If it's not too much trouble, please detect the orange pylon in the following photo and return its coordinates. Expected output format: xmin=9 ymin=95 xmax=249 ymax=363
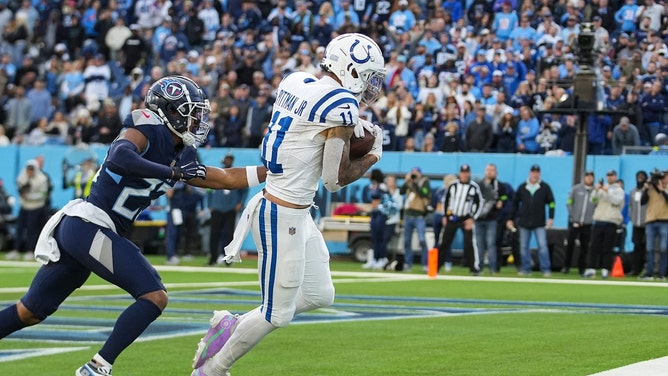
xmin=611 ymin=256 xmax=625 ymax=278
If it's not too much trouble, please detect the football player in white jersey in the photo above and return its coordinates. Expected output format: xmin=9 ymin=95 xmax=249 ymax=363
xmin=192 ymin=33 xmax=386 ymax=376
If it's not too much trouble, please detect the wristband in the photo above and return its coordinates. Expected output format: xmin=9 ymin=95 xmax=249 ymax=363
xmin=246 ymin=166 xmax=260 ymax=187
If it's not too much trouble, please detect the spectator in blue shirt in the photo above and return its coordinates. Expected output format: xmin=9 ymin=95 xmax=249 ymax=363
xmin=492 ymin=1 xmax=518 ymax=42
xmin=388 ymin=0 xmax=415 ymax=33
xmin=615 ymin=0 xmax=640 ymax=33
xmin=516 ymin=105 xmax=540 ymax=153
xmin=441 ymin=0 xmax=463 ymax=23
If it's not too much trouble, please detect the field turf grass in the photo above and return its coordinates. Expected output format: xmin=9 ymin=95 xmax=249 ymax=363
xmin=1 ymin=256 xmax=668 ymax=376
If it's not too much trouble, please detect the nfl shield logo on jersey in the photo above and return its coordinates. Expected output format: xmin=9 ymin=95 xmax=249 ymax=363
xmin=289 ymin=227 xmax=296 ymax=236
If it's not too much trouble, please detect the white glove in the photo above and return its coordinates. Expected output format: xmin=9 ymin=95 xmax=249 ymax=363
xmin=353 ymin=119 xmax=376 ymax=138
xmin=368 ymin=124 xmax=383 ymax=162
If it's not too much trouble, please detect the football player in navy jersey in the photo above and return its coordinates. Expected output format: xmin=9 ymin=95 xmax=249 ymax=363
xmin=0 ymin=75 xmax=267 ymax=376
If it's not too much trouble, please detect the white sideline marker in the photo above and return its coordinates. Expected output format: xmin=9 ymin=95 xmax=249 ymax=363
xmin=589 ymin=356 xmax=668 ymax=376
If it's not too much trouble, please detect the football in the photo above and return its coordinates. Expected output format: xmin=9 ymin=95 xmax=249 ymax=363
xmin=349 ymin=127 xmax=375 ymax=159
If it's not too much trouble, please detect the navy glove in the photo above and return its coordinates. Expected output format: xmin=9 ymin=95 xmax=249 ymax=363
xmin=172 ymin=161 xmax=207 ymax=181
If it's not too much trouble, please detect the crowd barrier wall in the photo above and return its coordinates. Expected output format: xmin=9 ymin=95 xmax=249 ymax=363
xmin=1 ymin=146 xmax=665 ymax=253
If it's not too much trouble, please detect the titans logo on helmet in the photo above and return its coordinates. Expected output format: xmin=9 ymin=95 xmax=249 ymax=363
xmin=160 ymin=79 xmax=185 ymax=100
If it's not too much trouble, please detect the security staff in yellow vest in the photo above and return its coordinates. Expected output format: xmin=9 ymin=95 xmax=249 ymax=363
xmin=63 ymin=158 xmax=97 ymax=199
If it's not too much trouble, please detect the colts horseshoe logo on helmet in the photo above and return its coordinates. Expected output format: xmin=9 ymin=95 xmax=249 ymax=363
xmin=161 ymin=79 xmax=185 ymax=100
xmin=349 ymin=39 xmax=373 ymax=64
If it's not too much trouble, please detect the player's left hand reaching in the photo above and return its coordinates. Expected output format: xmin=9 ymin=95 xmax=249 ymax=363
xmin=172 ymin=161 xmax=207 ymax=181
xmin=353 ymin=119 xmax=376 ymax=138
xmin=368 ymin=124 xmax=383 ymax=162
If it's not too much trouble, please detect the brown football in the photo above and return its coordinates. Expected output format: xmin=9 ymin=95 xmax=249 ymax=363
xmin=349 ymin=127 xmax=375 ymax=159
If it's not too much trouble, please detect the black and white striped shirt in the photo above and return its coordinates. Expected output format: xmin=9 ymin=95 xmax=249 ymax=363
xmin=443 ymin=180 xmax=484 ymax=220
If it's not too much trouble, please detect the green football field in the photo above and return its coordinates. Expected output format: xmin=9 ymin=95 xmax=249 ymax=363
xmin=1 ymin=256 xmax=668 ymax=376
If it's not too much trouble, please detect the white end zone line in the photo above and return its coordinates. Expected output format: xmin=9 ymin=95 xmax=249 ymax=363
xmin=589 ymin=356 xmax=668 ymax=376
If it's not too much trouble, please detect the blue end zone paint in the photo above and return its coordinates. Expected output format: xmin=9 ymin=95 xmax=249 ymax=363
xmin=4 ymin=288 xmax=668 ymax=347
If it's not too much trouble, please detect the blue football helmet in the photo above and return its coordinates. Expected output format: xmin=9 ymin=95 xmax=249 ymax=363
xmin=145 ymin=75 xmax=211 ymax=146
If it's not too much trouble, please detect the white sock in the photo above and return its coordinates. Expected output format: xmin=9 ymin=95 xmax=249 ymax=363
xmin=205 ymin=307 xmax=276 ymax=374
xmin=93 ymin=353 xmax=112 ymax=370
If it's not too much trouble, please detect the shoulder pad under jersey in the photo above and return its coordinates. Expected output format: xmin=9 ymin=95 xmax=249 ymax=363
xmin=130 ymin=109 xmax=163 ymax=126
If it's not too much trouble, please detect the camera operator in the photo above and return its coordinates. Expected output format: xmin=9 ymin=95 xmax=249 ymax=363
xmin=639 ymin=169 xmax=668 ymax=280
xmin=583 ymin=170 xmax=625 ymax=279
xmin=400 ymin=167 xmax=432 ymax=271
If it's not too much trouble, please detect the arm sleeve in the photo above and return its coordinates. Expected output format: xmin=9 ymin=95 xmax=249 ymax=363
xmin=106 ymin=139 xmax=173 ymax=180
xmin=321 ymin=135 xmax=346 ymax=192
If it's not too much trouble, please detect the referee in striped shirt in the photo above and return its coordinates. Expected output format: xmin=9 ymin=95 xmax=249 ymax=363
xmin=438 ymin=164 xmax=484 ymax=275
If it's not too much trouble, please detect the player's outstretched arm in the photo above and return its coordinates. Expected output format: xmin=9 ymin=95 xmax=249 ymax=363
xmin=106 ymin=128 xmax=180 ymax=180
xmin=321 ymin=126 xmax=378 ymax=192
xmin=188 ymin=165 xmax=267 ymax=190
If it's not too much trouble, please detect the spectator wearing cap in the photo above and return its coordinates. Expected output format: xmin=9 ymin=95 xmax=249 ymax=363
xmin=121 ymin=24 xmax=147 ymax=75
xmin=639 ymin=80 xmax=665 ymax=145
xmin=508 ymin=164 xmax=556 ymax=276
xmin=465 ymin=105 xmax=494 ymax=152
xmin=584 ymin=170 xmax=625 ymax=278
xmin=7 ymin=159 xmax=49 ymax=261
xmin=400 ymin=167 xmax=432 ymax=271
xmin=611 ymin=116 xmax=640 ymax=155
xmin=245 ymin=89 xmax=272 ymax=148
xmin=469 ymin=50 xmax=493 ymax=85
xmin=438 ymin=164 xmax=483 ymax=275
xmin=492 ymin=1 xmax=518 ymax=42
xmin=388 ymin=0 xmax=415 ymax=34
xmin=615 ymin=0 xmax=640 ymax=34
xmin=563 ymin=170 xmax=596 ymax=275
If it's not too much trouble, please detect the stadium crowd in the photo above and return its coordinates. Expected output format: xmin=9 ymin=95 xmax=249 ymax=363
xmin=1 ymin=0 xmax=668 ymax=153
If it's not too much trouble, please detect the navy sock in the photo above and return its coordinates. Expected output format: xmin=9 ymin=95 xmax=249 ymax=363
xmin=0 ymin=304 xmax=27 ymax=339
xmin=99 ymin=299 xmax=162 ymax=364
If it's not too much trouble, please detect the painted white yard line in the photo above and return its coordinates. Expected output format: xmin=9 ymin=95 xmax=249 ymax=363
xmin=589 ymin=356 xmax=668 ymax=376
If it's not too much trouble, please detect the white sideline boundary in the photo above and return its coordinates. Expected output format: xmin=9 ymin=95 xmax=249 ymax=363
xmin=589 ymin=356 xmax=668 ymax=376
xmin=2 ymin=260 xmax=667 ymax=374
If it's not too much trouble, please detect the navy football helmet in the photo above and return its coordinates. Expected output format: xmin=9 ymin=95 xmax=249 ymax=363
xmin=145 ymin=75 xmax=211 ymax=146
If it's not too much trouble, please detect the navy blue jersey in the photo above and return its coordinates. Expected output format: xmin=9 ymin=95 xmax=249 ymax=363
xmin=86 ymin=111 xmax=198 ymax=236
